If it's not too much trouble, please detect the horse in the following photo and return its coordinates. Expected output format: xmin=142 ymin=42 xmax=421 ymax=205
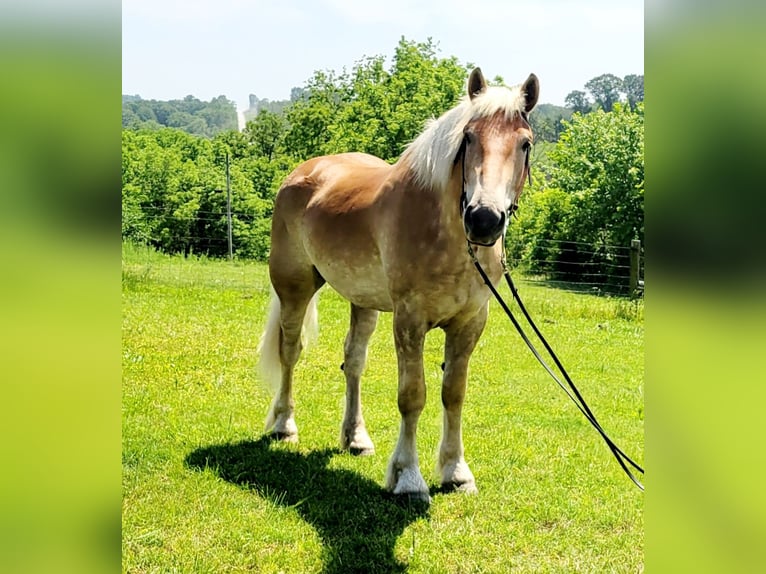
xmin=258 ymin=67 xmax=539 ymax=502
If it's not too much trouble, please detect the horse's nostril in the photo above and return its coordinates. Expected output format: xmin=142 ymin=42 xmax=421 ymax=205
xmin=465 ymin=206 xmax=504 ymax=239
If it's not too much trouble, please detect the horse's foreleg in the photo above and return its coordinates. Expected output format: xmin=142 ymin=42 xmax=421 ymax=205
xmin=438 ymin=305 xmax=488 ymax=493
xmin=340 ymin=304 xmax=378 ymax=455
xmin=385 ymin=312 xmax=430 ymax=502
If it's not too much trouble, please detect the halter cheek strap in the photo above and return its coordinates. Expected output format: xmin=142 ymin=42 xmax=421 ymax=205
xmin=525 ymin=145 xmax=532 ymax=188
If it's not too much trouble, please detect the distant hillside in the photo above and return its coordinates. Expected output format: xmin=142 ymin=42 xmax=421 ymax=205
xmin=122 ymin=94 xmax=574 ymax=141
xmin=121 ymin=95 xmax=583 ymax=143
xmin=530 ymin=103 xmax=573 ymax=143
xmin=122 ymin=95 xmax=238 ymax=137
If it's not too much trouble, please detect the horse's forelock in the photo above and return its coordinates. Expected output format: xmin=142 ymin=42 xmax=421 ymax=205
xmin=400 ymin=84 xmax=527 ymax=192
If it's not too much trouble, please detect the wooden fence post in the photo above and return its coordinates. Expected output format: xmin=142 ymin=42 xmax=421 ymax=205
xmin=629 ymin=239 xmax=641 ymax=297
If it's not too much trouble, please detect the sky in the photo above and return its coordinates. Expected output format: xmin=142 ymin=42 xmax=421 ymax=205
xmin=122 ymin=0 xmax=643 ymax=112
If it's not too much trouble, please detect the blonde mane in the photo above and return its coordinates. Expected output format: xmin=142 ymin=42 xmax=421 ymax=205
xmin=398 ymin=84 xmax=528 ymax=191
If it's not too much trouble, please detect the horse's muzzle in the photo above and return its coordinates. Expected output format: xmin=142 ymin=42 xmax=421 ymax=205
xmin=463 ymin=205 xmax=505 ymax=246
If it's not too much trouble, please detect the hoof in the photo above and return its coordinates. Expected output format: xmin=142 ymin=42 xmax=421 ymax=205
xmin=349 ymin=445 xmax=375 ymax=456
xmin=388 ymin=466 xmax=431 ymax=504
xmin=341 ymin=426 xmax=375 ymax=456
xmin=269 ymin=431 xmax=298 ymax=443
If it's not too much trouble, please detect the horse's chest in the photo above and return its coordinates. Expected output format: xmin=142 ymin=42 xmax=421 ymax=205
xmin=389 ymin=258 xmax=498 ymax=325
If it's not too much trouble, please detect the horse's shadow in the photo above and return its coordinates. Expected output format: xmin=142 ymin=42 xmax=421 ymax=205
xmin=185 ymin=436 xmax=430 ymax=574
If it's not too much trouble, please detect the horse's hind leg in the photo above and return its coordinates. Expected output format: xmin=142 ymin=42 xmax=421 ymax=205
xmin=264 ymin=267 xmax=323 ymax=443
xmin=437 ymin=306 xmax=488 ymax=494
xmin=340 ymin=304 xmax=378 ymax=455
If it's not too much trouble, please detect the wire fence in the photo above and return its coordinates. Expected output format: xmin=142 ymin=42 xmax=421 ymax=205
xmin=124 ymin=210 xmax=644 ymax=297
xmin=509 ymin=237 xmax=644 ymax=296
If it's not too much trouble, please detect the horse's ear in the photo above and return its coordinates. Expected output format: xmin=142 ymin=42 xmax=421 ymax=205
xmin=468 ymin=68 xmax=487 ymax=100
xmin=522 ymin=73 xmax=540 ymax=113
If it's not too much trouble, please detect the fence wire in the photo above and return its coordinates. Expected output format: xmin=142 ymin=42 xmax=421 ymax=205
xmin=123 ymin=215 xmax=644 ymax=296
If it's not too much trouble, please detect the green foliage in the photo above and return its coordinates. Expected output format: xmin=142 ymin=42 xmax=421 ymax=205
xmin=283 ymin=38 xmax=468 ymax=162
xmin=122 ymin=94 xmax=238 ymax=137
xmin=529 ymin=103 xmax=572 ymax=143
xmin=243 ymin=110 xmax=288 ymax=161
xmin=551 ymin=103 xmax=644 ymax=247
xmin=565 ymin=89 xmax=591 ymax=115
xmin=585 ymin=73 xmax=624 ymax=112
xmin=622 ymin=74 xmax=645 ymax=110
xmin=122 ymin=38 xmax=475 ymax=261
xmin=565 ymin=74 xmax=644 ymax=116
xmin=121 ymin=128 xmax=272 ymax=258
xmin=283 ymin=69 xmax=349 ymax=160
xmin=507 ymin=187 xmax=573 ymax=271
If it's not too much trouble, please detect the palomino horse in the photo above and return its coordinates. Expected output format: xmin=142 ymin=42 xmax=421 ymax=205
xmin=258 ymin=68 xmax=538 ymax=501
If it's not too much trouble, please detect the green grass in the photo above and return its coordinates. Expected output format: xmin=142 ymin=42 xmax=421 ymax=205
xmin=122 ymin=244 xmax=643 ymax=573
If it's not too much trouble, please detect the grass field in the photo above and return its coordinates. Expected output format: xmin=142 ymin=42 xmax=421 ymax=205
xmin=122 ymin=244 xmax=644 ymax=573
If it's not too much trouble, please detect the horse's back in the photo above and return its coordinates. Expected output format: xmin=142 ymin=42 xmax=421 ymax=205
xmin=271 ymin=152 xmax=395 ymax=310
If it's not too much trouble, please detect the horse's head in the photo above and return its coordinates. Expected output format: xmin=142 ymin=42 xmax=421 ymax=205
xmin=460 ymin=68 xmax=539 ymax=247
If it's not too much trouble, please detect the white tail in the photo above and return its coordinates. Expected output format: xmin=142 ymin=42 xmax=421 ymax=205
xmin=257 ymin=287 xmax=319 ymax=396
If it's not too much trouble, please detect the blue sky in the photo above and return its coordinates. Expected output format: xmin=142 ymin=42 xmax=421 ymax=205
xmin=122 ymin=0 xmax=643 ymax=112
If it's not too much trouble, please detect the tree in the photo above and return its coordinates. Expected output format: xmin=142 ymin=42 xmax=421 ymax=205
xmin=283 ymin=69 xmax=350 ymax=160
xmin=622 ymin=74 xmax=644 ymax=110
xmin=324 ymin=38 xmax=467 ymax=161
xmin=281 ymin=37 xmax=468 ymax=164
xmin=244 ymin=110 xmax=288 ymax=161
xmin=585 ymin=74 xmax=623 ymax=111
xmin=381 ymin=38 xmax=467 ymax=159
xmin=551 ymin=103 xmax=643 ymax=244
xmin=565 ymin=90 xmax=591 ymax=115
xmin=123 ymin=39 xmax=645 ymax=271
xmin=122 ymin=127 xmax=271 ymax=258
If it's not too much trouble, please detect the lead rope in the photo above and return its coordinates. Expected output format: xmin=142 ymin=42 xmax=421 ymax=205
xmin=467 ymin=242 xmax=645 ymax=490
xmin=459 ymin=131 xmax=643 ymax=490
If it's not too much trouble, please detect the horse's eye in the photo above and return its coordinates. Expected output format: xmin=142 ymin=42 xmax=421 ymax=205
xmin=521 ymin=141 xmax=531 ymax=152
xmin=464 ymin=132 xmax=473 ymax=145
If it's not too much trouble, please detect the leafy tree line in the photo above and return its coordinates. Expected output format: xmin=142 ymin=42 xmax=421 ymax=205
xmin=122 ymin=94 xmax=238 ymax=137
xmin=528 ymin=73 xmax=644 ymax=147
xmin=565 ymin=73 xmax=644 ymax=114
xmin=122 ymin=38 xmax=643 ymax=291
